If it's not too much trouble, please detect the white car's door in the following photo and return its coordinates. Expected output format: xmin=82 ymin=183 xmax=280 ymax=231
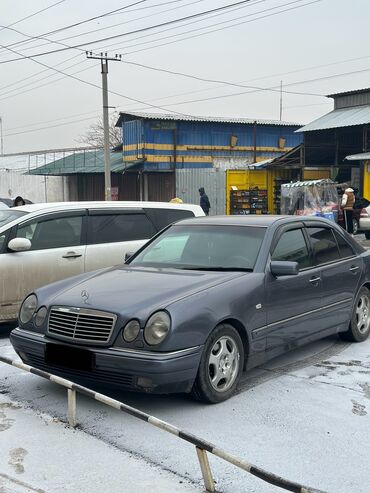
xmin=0 ymin=212 xmax=86 ymax=321
xmin=84 ymin=210 xmax=157 ymax=271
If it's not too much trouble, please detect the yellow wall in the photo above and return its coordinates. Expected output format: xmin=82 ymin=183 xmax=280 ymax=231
xmin=303 ymin=168 xmax=330 ymax=180
xmin=363 ymin=161 xmax=370 ymax=200
xmin=226 ymin=170 xmax=268 ymax=214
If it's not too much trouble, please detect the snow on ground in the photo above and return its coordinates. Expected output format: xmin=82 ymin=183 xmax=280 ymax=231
xmin=1 ymin=332 xmax=370 ymax=493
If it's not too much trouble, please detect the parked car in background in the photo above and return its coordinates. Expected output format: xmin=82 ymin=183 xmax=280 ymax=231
xmin=0 ymin=197 xmax=33 ymax=207
xmin=11 ymin=215 xmax=370 ymax=403
xmin=0 ymin=201 xmax=9 ymax=209
xmin=0 ymin=201 xmax=204 ymax=322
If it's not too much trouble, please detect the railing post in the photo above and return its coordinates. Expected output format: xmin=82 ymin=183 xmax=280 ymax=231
xmin=196 ymin=447 xmax=215 ymax=493
xmin=67 ymin=389 xmax=77 ymax=428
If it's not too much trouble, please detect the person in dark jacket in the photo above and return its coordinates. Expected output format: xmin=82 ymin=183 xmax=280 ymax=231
xmin=199 ymin=187 xmax=211 ymax=215
xmin=12 ymin=196 xmax=26 ymax=207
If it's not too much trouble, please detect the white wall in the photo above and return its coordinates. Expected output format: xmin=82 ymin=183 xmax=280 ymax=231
xmin=0 ymin=170 xmax=69 ymax=203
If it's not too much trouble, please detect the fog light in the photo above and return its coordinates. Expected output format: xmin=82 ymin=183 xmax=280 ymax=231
xmin=122 ymin=320 xmax=140 ymax=342
xmin=137 ymin=377 xmax=153 ymax=388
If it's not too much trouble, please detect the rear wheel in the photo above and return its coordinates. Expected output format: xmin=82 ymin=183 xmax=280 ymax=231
xmin=365 ymin=231 xmax=370 ymax=240
xmin=191 ymin=324 xmax=244 ymax=403
xmin=339 ymin=287 xmax=370 ymax=342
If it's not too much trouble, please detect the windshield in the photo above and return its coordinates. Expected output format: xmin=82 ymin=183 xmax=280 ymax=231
xmin=130 ymin=225 xmax=266 ymax=271
xmin=0 ymin=209 xmax=28 ymax=229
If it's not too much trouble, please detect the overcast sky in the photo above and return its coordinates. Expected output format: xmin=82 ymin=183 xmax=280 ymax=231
xmin=0 ymin=0 xmax=369 ymax=153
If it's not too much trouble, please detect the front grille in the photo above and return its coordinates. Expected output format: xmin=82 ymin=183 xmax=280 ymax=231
xmin=48 ymin=307 xmax=116 ymax=344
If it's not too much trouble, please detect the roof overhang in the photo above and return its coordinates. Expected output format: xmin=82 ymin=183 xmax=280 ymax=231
xmin=297 ymin=105 xmax=370 ymax=133
xmin=345 ymin=152 xmax=370 ymax=161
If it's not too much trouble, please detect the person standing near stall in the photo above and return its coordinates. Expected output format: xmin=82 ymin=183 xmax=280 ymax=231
xmin=341 ymin=184 xmax=355 ymax=235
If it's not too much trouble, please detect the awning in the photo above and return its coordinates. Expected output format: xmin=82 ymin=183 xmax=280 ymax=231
xmin=297 ymin=105 xmax=370 ymax=133
xmin=345 ymin=152 xmax=370 ymax=161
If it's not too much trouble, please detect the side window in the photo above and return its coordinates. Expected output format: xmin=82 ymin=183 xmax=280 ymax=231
xmin=333 ymin=230 xmax=355 ymax=258
xmin=306 ymin=227 xmax=340 ymax=265
xmin=88 ymin=213 xmax=156 ymax=245
xmin=144 ymin=208 xmax=195 ymax=231
xmin=272 ymin=229 xmax=312 ymax=269
xmin=16 ymin=215 xmax=83 ymax=250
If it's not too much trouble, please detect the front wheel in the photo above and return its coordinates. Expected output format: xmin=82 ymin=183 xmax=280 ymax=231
xmin=353 ymin=219 xmax=359 ymax=235
xmin=339 ymin=287 xmax=370 ymax=342
xmin=191 ymin=324 xmax=244 ymax=403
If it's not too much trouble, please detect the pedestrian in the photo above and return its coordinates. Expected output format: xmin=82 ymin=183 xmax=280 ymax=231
xmin=198 ymin=187 xmax=211 ymax=215
xmin=341 ymin=184 xmax=355 ymax=235
xmin=12 ymin=196 xmax=26 ymax=207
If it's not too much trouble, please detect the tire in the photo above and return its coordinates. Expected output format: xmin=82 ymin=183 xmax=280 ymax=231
xmin=365 ymin=231 xmax=370 ymax=240
xmin=339 ymin=287 xmax=370 ymax=342
xmin=191 ymin=324 xmax=244 ymax=403
xmin=353 ymin=219 xmax=359 ymax=235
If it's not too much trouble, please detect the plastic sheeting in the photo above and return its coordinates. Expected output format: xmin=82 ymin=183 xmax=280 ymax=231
xmin=281 ymin=179 xmax=338 ymax=221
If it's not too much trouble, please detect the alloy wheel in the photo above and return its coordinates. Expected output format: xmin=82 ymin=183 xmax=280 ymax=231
xmin=208 ymin=336 xmax=240 ymax=392
xmin=356 ymin=295 xmax=370 ymax=334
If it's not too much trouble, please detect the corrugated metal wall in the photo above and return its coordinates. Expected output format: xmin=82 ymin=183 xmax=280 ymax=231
xmin=176 ymin=168 xmax=226 ymax=215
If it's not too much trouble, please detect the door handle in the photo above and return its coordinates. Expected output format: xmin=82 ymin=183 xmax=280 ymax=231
xmin=349 ymin=265 xmax=360 ymax=273
xmin=62 ymin=251 xmax=82 ymax=259
xmin=309 ymin=276 xmax=321 ymax=284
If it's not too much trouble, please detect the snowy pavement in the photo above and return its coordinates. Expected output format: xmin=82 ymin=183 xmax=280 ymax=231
xmin=0 ymin=330 xmax=370 ymax=493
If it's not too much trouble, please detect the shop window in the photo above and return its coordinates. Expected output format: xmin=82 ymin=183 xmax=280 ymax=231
xmin=306 ymin=227 xmax=341 ymax=265
xmin=271 ymin=229 xmax=312 ymax=269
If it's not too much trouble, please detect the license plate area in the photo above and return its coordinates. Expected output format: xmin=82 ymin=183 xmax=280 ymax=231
xmin=45 ymin=344 xmax=95 ymax=371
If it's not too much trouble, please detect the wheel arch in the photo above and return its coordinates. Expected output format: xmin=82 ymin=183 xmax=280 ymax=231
xmin=217 ymin=317 xmax=250 ymax=370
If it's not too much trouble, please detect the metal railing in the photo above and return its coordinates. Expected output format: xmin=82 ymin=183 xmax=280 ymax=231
xmin=0 ymin=355 xmax=326 ymax=493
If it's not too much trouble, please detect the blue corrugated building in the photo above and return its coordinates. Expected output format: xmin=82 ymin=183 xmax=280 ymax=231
xmin=115 ymin=112 xmax=302 ymax=171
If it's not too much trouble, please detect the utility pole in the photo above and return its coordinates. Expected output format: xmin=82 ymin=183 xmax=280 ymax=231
xmin=0 ymin=117 xmax=3 ymax=155
xmin=279 ymin=80 xmax=283 ymax=121
xmin=86 ymin=51 xmax=122 ymax=200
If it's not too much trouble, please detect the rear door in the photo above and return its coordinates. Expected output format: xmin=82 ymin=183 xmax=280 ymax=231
xmin=304 ymin=224 xmax=361 ymax=330
xmin=1 ymin=211 xmax=86 ymax=319
xmin=265 ymin=224 xmax=323 ymax=350
xmin=85 ymin=209 xmax=157 ymax=271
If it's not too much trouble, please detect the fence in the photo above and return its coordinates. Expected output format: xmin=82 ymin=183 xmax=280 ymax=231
xmin=176 ymin=168 xmax=226 ymax=215
xmin=0 ymin=354 xmax=325 ymax=493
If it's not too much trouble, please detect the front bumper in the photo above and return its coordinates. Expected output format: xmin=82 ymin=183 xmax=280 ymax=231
xmin=10 ymin=328 xmax=203 ymax=394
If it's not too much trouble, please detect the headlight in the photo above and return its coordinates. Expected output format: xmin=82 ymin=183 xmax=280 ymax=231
xmin=35 ymin=307 xmax=48 ymax=327
xmin=144 ymin=311 xmax=170 ymax=346
xmin=122 ymin=320 xmax=140 ymax=342
xmin=19 ymin=294 xmax=37 ymax=324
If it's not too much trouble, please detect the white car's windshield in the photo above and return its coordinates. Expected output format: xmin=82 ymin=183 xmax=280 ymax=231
xmin=130 ymin=225 xmax=266 ymax=271
xmin=0 ymin=209 xmax=28 ymax=228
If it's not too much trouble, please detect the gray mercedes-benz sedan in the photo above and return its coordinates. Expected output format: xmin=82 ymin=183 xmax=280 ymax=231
xmin=10 ymin=216 xmax=370 ymax=403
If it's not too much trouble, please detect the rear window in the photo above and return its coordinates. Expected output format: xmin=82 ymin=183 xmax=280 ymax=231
xmin=0 ymin=209 xmax=27 ymax=228
xmin=88 ymin=213 xmax=156 ymax=244
xmin=144 ymin=208 xmax=195 ymax=231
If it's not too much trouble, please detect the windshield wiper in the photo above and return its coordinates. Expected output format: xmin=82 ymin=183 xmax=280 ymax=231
xmin=180 ymin=266 xmax=253 ymax=272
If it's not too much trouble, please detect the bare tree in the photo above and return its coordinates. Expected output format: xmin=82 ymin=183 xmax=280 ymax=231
xmin=78 ymin=112 xmax=121 ymax=148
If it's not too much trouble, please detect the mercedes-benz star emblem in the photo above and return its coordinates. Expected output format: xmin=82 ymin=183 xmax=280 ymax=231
xmin=81 ymin=290 xmax=90 ymax=303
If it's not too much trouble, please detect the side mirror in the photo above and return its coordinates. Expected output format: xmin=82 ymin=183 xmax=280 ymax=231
xmin=270 ymin=260 xmax=299 ymax=277
xmin=124 ymin=251 xmax=134 ymax=263
xmin=8 ymin=237 xmax=32 ymax=252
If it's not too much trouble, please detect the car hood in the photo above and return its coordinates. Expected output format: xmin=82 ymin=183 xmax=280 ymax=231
xmin=45 ymin=266 xmax=246 ymax=319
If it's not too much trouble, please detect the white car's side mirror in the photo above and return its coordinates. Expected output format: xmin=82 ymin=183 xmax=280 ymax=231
xmin=8 ymin=237 xmax=32 ymax=252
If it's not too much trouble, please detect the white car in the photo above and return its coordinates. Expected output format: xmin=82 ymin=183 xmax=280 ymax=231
xmin=359 ymin=206 xmax=370 ymax=239
xmin=0 ymin=201 xmax=204 ymax=322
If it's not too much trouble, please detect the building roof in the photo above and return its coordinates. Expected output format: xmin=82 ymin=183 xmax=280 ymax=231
xmin=116 ymin=111 xmax=300 ymax=127
xmin=327 ymin=88 xmax=370 ymax=98
xmin=28 ymin=150 xmax=126 ymax=175
xmin=297 ymin=105 xmax=370 ymax=133
xmin=345 ymin=152 xmax=370 ymax=161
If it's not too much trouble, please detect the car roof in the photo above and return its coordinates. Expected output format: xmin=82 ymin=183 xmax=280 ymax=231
xmin=14 ymin=201 xmax=204 ymax=214
xmin=173 ymin=215 xmax=336 ymax=227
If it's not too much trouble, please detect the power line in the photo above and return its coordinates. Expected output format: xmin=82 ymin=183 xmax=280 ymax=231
xmin=0 ymin=0 xmax=149 ymax=55
xmin=1 ymin=0 xmax=208 ymax=56
xmin=120 ymin=0 xmax=321 ymax=56
xmin=0 ymin=0 xmax=66 ymax=32
xmin=0 ymin=0 xmax=282 ymax=63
